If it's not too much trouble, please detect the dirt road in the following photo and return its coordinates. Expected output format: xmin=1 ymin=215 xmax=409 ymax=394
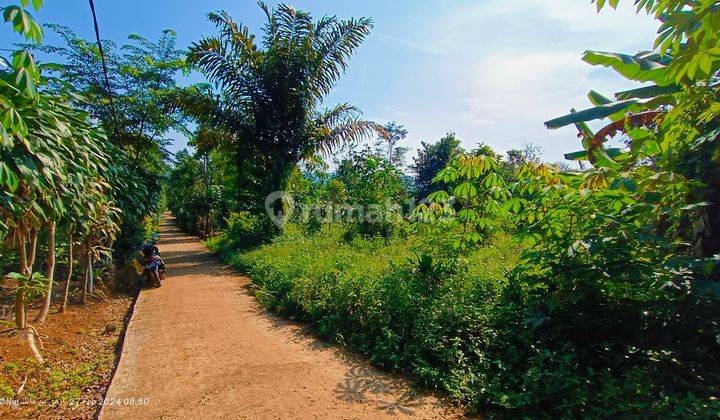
xmin=101 ymin=217 xmax=459 ymax=419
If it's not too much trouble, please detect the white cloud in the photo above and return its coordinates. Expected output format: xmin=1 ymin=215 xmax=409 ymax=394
xmin=377 ymin=0 xmax=659 ymax=59
xmin=442 ymin=51 xmax=587 ymax=158
xmin=461 ymin=51 xmax=589 ymax=123
xmin=374 ymin=33 xmax=444 ymax=56
xmin=529 ymin=0 xmax=656 ymax=33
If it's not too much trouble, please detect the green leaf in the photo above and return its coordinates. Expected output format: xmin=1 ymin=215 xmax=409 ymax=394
xmin=583 ymin=50 xmax=672 ymax=85
xmin=1 ymin=162 xmax=19 ymax=192
xmin=484 ymin=172 xmax=501 ymax=188
xmin=639 ymin=140 xmax=661 ymax=156
xmin=545 ymin=100 xmax=639 ymax=129
xmin=5 ymin=272 xmax=26 ymax=280
xmin=605 ymin=148 xmax=630 ymax=160
xmin=614 ymin=84 xmax=681 ymax=100
xmin=14 ymin=67 xmax=36 ymax=96
xmin=610 ymin=178 xmax=638 ymax=193
xmin=564 ymin=150 xmax=589 ymax=161
xmin=454 ymin=182 xmax=477 ymax=198
xmin=698 ymin=54 xmax=712 ymax=76
xmin=458 ymin=208 xmax=478 ymax=222
xmin=588 ymin=90 xmax=613 ymax=105
xmin=427 ymin=190 xmax=449 ymax=203
xmin=3 ymin=6 xmax=43 ymax=43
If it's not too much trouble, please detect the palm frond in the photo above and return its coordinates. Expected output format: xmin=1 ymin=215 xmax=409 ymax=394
xmin=315 ymin=102 xmax=361 ymax=127
xmin=309 ymin=105 xmax=383 ymax=157
xmin=274 ymin=4 xmax=313 ymax=50
xmin=208 ymin=11 xmax=257 ymax=58
xmin=310 ymin=17 xmax=372 ymax=98
xmin=174 ymin=85 xmax=229 ymax=129
xmin=188 ymin=12 xmax=259 ymax=94
xmin=313 ymin=15 xmax=337 ymax=38
xmin=258 ymin=1 xmax=278 ymax=47
xmin=191 ymin=125 xmax=235 ymax=153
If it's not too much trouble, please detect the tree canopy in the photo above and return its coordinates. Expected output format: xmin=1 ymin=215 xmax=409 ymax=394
xmin=181 ymin=2 xmax=382 ymax=212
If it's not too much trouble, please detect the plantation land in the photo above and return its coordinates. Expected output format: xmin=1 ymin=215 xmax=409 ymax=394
xmin=207 ymin=225 xmax=529 ymax=410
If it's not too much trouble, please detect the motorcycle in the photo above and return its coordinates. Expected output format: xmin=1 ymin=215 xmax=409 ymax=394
xmin=141 ymin=254 xmax=167 ymax=288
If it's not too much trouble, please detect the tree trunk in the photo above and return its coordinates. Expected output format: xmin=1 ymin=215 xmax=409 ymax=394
xmin=35 ymin=221 xmax=56 ymax=324
xmin=264 ymin=157 xmax=292 ymax=229
xmin=82 ymin=243 xmax=89 ymax=304
xmin=15 ymin=228 xmax=43 ymax=363
xmin=25 ymin=326 xmax=44 ymax=364
xmin=204 ymin=153 xmax=212 ymax=236
xmin=88 ymin=248 xmax=94 ymax=295
xmin=15 ymin=228 xmax=28 ymax=330
xmin=15 ymin=289 xmax=26 ymax=330
xmin=81 ymin=237 xmax=93 ymax=304
xmin=60 ymin=232 xmax=74 ymax=314
xmin=27 ymin=227 xmax=38 ymax=272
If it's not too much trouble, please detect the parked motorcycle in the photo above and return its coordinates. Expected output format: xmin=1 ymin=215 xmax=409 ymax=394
xmin=139 ymin=237 xmax=167 ymax=288
xmin=142 ymin=255 xmax=166 ymax=287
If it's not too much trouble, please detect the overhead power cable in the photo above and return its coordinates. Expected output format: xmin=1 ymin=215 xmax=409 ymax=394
xmin=88 ymin=0 xmax=120 ymax=140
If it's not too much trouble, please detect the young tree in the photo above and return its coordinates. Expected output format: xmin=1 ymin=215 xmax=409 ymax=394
xmin=34 ymin=25 xmax=188 ymax=258
xmin=0 ymin=0 xmax=123 ymax=361
xmin=414 ymin=153 xmax=508 ymax=266
xmin=412 ymin=132 xmax=464 ymax=200
xmin=374 ymin=121 xmax=408 ymax=167
xmin=336 ymin=148 xmax=408 ymax=239
xmin=36 ymin=25 xmax=190 ymax=155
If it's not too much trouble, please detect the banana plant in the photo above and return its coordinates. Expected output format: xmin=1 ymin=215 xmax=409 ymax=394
xmin=544 ymin=52 xmax=679 ymax=170
xmin=547 ymin=1 xmax=720 ymax=172
xmin=544 ymin=0 xmax=720 ymax=264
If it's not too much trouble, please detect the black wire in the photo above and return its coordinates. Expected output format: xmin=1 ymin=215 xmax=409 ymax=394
xmin=88 ymin=0 xmax=120 ymax=140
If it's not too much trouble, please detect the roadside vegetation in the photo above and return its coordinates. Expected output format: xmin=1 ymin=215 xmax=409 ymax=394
xmin=2 ymin=0 xmax=719 ymax=417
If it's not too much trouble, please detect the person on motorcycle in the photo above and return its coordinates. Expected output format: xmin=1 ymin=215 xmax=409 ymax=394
xmin=141 ymin=239 xmax=165 ymax=287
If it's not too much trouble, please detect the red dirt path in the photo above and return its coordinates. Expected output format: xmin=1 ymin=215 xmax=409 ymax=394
xmin=101 ymin=217 xmax=460 ymax=419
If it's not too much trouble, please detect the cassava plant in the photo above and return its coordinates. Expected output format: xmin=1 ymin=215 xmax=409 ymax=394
xmin=1 ymin=0 xmax=126 ymax=361
xmin=414 ymin=154 xmax=509 ymax=270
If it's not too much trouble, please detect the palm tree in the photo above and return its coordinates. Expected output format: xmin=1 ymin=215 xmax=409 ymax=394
xmin=184 ymin=2 xmax=382 ymax=211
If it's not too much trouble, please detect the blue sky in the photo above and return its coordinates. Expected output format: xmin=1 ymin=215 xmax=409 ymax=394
xmin=2 ymin=0 xmax=660 ymax=164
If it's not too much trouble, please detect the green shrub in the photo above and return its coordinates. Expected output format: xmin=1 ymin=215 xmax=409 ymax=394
xmin=206 ymin=211 xmax=277 ymax=255
xmin=0 ymin=376 xmax=13 ymax=398
xmin=216 ymin=225 xmax=530 ymax=409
